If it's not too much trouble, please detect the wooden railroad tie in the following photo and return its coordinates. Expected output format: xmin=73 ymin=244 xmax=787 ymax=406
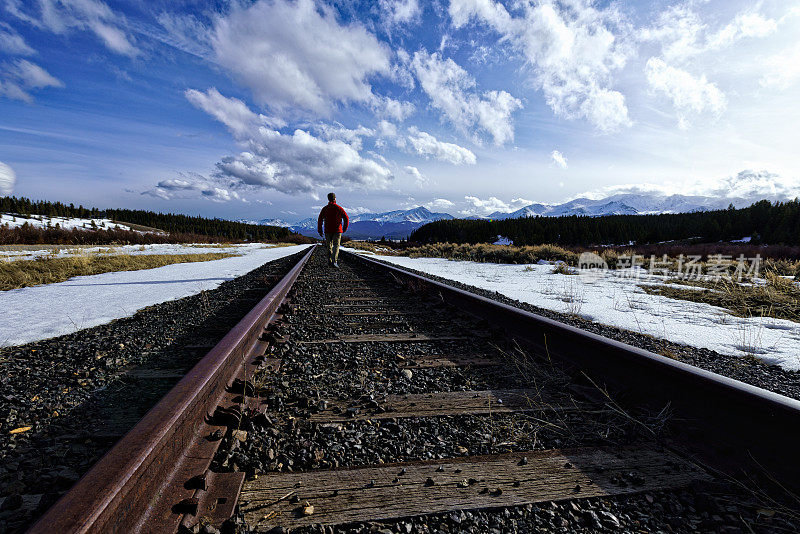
xmin=397 ymin=354 xmax=501 ymax=369
xmin=299 ymin=333 xmax=471 ymax=344
xmin=308 ymin=389 xmax=590 ymax=422
xmin=240 ymin=446 xmax=710 ymax=530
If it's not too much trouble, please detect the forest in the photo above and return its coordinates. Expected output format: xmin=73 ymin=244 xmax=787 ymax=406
xmin=410 ymin=200 xmax=800 ymax=247
xmin=0 ymin=196 xmax=312 ymax=244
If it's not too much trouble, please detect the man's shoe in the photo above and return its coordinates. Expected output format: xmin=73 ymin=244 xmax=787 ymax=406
xmin=333 ymin=262 xmax=339 ymax=268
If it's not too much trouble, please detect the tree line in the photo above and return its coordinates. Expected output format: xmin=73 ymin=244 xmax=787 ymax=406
xmin=410 ymin=200 xmax=800 ymax=246
xmin=0 ymin=196 xmax=312 ymax=244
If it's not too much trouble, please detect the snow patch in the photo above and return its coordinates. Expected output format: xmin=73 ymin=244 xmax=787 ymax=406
xmin=0 ymin=245 xmax=311 ymax=347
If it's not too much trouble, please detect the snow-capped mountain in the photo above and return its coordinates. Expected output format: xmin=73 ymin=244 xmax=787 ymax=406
xmin=481 ymin=171 xmax=799 ymax=220
xmin=290 ymin=206 xmax=453 ymax=239
xmin=350 ymin=206 xmax=452 ymax=224
xmin=258 ymin=218 xmax=294 ymax=227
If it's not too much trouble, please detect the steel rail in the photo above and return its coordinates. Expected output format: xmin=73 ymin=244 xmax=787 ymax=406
xmin=346 ymin=250 xmax=800 ymax=487
xmin=28 ymin=245 xmax=315 ymax=534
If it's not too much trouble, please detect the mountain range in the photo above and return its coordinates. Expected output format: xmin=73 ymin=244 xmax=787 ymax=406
xmin=250 ymin=171 xmax=799 ymax=239
xmin=285 ymin=207 xmax=454 ymax=239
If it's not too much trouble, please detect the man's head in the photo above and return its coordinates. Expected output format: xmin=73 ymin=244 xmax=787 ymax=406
xmin=327 ymin=192 xmax=336 ymax=202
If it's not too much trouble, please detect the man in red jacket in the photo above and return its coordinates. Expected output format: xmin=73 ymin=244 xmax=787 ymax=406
xmin=317 ymin=192 xmax=349 ymax=267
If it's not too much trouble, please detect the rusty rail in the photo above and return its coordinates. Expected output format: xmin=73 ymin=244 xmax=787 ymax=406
xmin=29 ymin=245 xmax=315 ymax=534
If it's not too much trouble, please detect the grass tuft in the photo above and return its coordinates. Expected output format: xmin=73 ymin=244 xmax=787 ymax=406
xmin=641 ymin=271 xmax=800 ymax=323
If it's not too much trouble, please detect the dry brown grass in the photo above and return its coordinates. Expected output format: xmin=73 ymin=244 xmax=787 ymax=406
xmin=550 ymin=262 xmax=575 ymax=275
xmin=0 ymin=252 xmax=237 ymax=290
xmin=348 ymin=241 xmax=579 ymax=264
xmin=641 ymin=271 xmax=800 ymax=323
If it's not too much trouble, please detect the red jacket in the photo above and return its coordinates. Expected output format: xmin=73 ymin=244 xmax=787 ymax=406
xmin=318 ymin=201 xmax=349 ymax=235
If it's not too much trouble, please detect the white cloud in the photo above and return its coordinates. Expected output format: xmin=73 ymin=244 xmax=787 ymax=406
xmin=708 ymin=12 xmax=778 ymax=49
xmin=461 ymin=195 xmax=531 ymax=216
xmin=578 ymin=170 xmax=800 ymax=201
xmin=377 ymin=120 xmax=398 ymax=138
xmin=404 ymin=165 xmax=426 ymax=186
xmin=550 ymin=150 xmax=567 ymax=169
xmin=379 ymin=0 xmax=421 ymax=26
xmin=143 ymin=173 xmax=241 ymax=203
xmin=0 ymin=59 xmax=63 ymax=102
xmin=641 ymin=4 xmax=779 ymax=62
xmin=0 ymin=80 xmax=31 ymax=102
xmin=215 ymin=130 xmax=392 ymax=195
xmin=406 ymin=127 xmax=477 ymax=165
xmin=149 ymin=12 xmax=212 ymax=59
xmin=760 ymin=44 xmax=800 ymax=90
xmin=12 ymin=59 xmax=63 ymax=89
xmin=0 ymin=23 xmax=35 ymax=55
xmin=425 ymin=198 xmax=455 ymax=211
xmin=312 ymin=123 xmax=375 ymax=150
xmin=370 ymin=95 xmax=415 ymax=121
xmin=5 ymin=0 xmax=138 ymax=56
xmin=645 ymin=57 xmax=726 ymax=126
xmin=0 ymin=161 xmax=16 ymax=195
xmin=185 ymin=88 xmax=286 ymax=136
xmin=709 ymin=170 xmax=800 ymax=200
xmin=450 ymin=0 xmax=633 ymax=132
xmin=176 ymin=88 xmax=393 ymax=197
xmin=211 ymin=0 xmax=391 ymax=114
xmin=411 ymin=50 xmax=521 ymax=144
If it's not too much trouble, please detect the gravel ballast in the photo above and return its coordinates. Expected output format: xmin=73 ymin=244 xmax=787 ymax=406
xmin=354 ymin=252 xmax=800 ymax=401
xmin=212 ymin=250 xmax=797 ymax=533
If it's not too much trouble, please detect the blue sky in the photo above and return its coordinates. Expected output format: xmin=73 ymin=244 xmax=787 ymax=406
xmin=1 ymin=0 xmax=799 ymax=222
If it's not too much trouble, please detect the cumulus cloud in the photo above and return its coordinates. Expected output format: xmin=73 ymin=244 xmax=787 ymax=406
xmin=0 ymin=59 xmax=63 ymax=102
xmin=461 ymin=195 xmax=532 ymax=216
xmin=645 ymin=58 xmax=726 ymax=127
xmin=0 ymin=22 xmax=35 ymax=55
xmin=550 ymin=150 xmax=567 ymax=169
xmin=404 ymin=165 xmax=426 ymax=186
xmin=312 ymin=123 xmax=375 ymax=150
xmin=370 ymin=95 xmax=415 ymax=121
xmin=379 ymin=0 xmax=421 ymax=26
xmin=0 ymin=161 xmax=16 ymax=195
xmin=143 ymin=174 xmax=241 ymax=203
xmin=185 ymin=88 xmax=286 ymax=136
xmin=708 ymin=170 xmax=800 ymax=200
xmin=406 ymin=127 xmax=477 ymax=165
xmin=213 ymin=130 xmax=391 ymax=196
xmin=411 ymin=50 xmax=521 ymax=144
xmin=5 ymin=0 xmax=138 ymax=56
xmin=450 ymin=0 xmax=632 ymax=132
xmin=211 ymin=0 xmax=391 ymax=114
xmin=151 ymin=88 xmax=394 ymax=199
xmin=760 ymin=44 xmax=800 ymax=90
xmin=424 ymin=198 xmax=455 ymax=211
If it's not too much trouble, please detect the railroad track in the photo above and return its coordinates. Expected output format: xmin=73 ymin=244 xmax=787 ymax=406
xmin=28 ymin=245 xmax=800 ymax=533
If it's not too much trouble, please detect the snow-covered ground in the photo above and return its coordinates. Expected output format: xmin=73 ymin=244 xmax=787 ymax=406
xmin=0 ymin=244 xmax=311 ymax=347
xmin=346 ymin=249 xmax=800 ymax=371
xmin=1 ymin=213 xmax=139 ymax=232
xmin=0 ymin=242 xmax=276 ymax=261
